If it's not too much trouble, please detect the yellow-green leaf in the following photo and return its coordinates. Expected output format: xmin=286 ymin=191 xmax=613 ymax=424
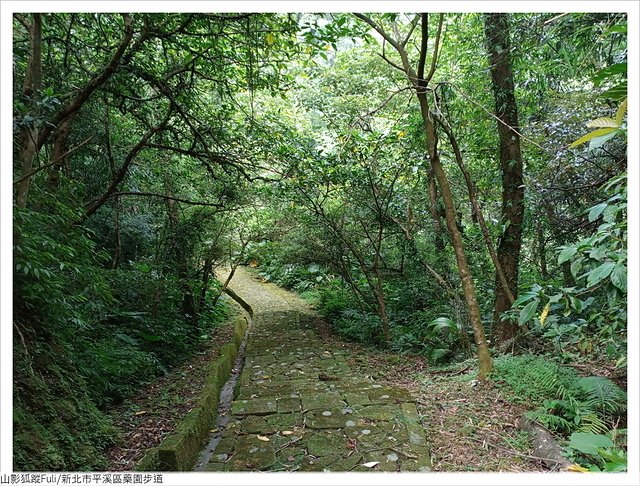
xmin=567 ymin=464 xmax=590 ymax=473
xmin=265 ymin=33 xmax=275 ymax=45
xmin=539 ymin=303 xmax=550 ymax=327
xmin=615 ymin=99 xmax=627 ymax=125
xmin=586 ymin=117 xmax=618 ymax=129
xmin=569 ymin=127 xmax=616 ymax=148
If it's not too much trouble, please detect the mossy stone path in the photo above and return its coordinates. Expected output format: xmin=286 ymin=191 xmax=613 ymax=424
xmin=202 ymin=267 xmax=431 ymax=472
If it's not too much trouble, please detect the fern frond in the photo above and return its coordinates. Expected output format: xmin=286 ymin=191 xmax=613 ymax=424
xmin=525 ymin=409 xmax=573 ymax=433
xmin=577 ymin=376 xmax=626 ymax=414
xmin=577 ymin=413 xmax=609 ymax=435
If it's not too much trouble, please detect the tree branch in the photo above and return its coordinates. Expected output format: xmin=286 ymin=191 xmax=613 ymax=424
xmin=13 ymin=136 xmax=94 ymax=185
xmin=425 ymin=14 xmax=444 ymax=85
xmin=36 ymin=14 xmax=135 ymax=151
xmin=402 ymin=14 xmax=421 ymax=47
xmin=83 ymin=106 xmax=173 ymax=220
xmin=354 ymin=13 xmax=400 ymax=50
xmin=417 ymin=13 xmax=429 ymax=89
xmin=107 ymin=192 xmax=226 ymax=208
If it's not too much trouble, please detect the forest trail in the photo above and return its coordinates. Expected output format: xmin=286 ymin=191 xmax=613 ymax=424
xmin=199 ymin=267 xmax=432 ymax=472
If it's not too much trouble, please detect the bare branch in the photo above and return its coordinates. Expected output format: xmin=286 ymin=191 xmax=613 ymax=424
xmin=425 ymin=14 xmax=444 ymax=85
xmin=353 ymin=13 xmax=400 ymax=50
xmin=377 ymin=50 xmax=406 ymax=74
xmin=351 ymin=86 xmax=413 ymax=127
xmin=402 ymin=14 xmax=421 ymax=47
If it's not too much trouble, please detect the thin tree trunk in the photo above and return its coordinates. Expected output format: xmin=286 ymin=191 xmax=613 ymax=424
xmin=164 ymin=178 xmax=196 ymax=326
xmin=424 ymin=125 xmax=493 ymax=380
xmin=46 ymin=116 xmax=74 ymax=189
xmin=435 ymin=115 xmax=515 ymax=307
xmin=111 ymin=197 xmax=122 ymax=269
xmin=211 ymin=263 xmax=238 ymax=308
xmin=427 ymin=166 xmax=445 ymax=251
xmin=15 ymin=13 xmax=42 ymax=209
xmin=414 ymin=15 xmax=492 ymax=379
xmin=372 ymin=248 xmax=390 ymax=343
xmin=537 ymin=220 xmax=549 ymax=280
xmin=194 ymin=256 xmax=214 ymax=325
xmin=104 ymin=104 xmax=121 ymax=269
xmin=353 ymin=12 xmax=492 ymax=379
xmin=485 ymin=13 xmax=526 ymax=343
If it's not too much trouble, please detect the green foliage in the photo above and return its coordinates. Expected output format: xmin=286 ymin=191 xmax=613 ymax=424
xmin=493 ymin=354 xmax=626 ymax=469
xmin=13 ymin=200 xmax=231 ymax=469
xmin=566 ymin=432 xmax=627 ymax=472
xmin=512 ymin=174 xmax=627 ymax=359
xmin=316 ymin=282 xmax=351 ymax=320
xmin=576 ymin=376 xmax=627 ymax=414
xmin=493 ymin=354 xmax=580 ymax=402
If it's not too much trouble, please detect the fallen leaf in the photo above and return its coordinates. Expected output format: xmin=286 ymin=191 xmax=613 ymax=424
xmin=282 ymin=430 xmax=294 ymax=436
xmin=257 ymin=435 xmax=270 ymax=442
xmin=209 ymin=429 xmax=218 ymax=433
xmin=567 ymin=464 xmax=589 ymax=473
xmin=287 ymin=456 xmax=295 ymax=461
xmin=134 ymin=411 xmax=147 ymax=416
xmin=362 ymin=461 xmax=379 ymax=468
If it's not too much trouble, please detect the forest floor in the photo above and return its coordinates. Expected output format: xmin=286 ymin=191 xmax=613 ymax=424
xmin=295 ymin=298 xmax=548 ymax=472
xmin=105 ymin=266 xmax=549 ymax=472
xmin=200 ymin=267 xmax=546 ymax=472
xmin=104 ymin=306 xmax=238 ymax=471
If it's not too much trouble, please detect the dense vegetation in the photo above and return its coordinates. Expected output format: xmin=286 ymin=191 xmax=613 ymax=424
xmin=12 ymin=12 xmax=627 ymax=472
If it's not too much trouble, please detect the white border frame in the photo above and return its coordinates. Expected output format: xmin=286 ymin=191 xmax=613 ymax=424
xmin=1 ymin=2 xmax=638 ymax=485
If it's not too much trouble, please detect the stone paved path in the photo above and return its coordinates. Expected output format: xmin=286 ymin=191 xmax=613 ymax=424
xmin=202 ymin=267 xmax=431 ymax=472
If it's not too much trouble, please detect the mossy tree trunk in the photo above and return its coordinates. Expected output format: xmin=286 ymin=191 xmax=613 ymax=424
xmin=484 ymin=13 xmax=525 ymax=343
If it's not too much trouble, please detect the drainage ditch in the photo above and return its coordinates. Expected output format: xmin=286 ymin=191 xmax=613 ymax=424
xmin=193 ymin=306 xmax=252 ymax=470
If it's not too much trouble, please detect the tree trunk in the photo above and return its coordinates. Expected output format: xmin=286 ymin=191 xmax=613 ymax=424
xmin=537 ymin=220 xmax=549 ymax=280
xmin=46 ymin=116 xmax=74 ymax=190
xmin=412 ymin=14 xmax=491 ymax=380
xmin=356 ymin=11 xmax=492 ymax=379
xmin=211 ymin=263 xmax=238 ymax=308
xmin=111 ymin=196 xmax=122 ymax=269
xmin=194 ymin=255 xmax=214 ymax=326
xmin=484 ymin=13 xmax=525 ymax=343
xmin=15 ymin=13 xmax=42 ymax=209
xmin=427 ymin=166 xmax=445 ymax=251
xmin=424 ymin=125 xmax=492 ymax=379
xmin=372 ymin=262 xmax=390 ymax=344
xmin=164 ymin=179 xmax=196 ymax=326
xmin=435 ymin=114 xmax=515 ymax=309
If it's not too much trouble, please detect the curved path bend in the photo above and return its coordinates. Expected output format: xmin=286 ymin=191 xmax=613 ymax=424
xmin=202 ymin=267 xmax=431 ymax=472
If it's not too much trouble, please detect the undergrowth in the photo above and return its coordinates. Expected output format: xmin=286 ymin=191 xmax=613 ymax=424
xmin=492 ymin=354 xmax=627 ymax=471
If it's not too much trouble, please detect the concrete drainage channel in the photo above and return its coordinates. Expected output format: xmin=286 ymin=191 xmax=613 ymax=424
xmin=135 ymin=290 xmax=253 ymax=472
xmin=193 ymin=312 xmax=252 ymax=471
